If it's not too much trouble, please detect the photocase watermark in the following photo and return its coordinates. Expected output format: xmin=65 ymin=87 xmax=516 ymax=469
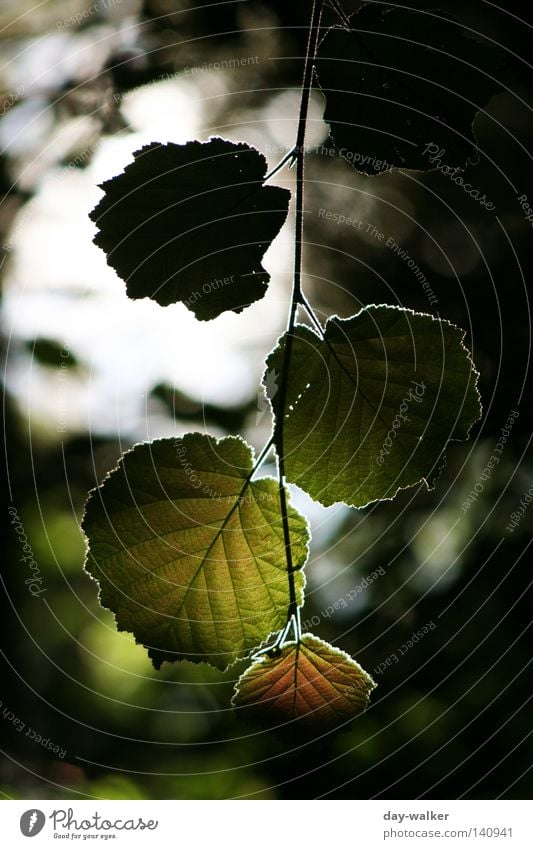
xmin=318 ymin=211 xmax=438 ymax=305
xmin=461 ymin=409 xmax=519 ymax=513
xmin=8 ymin=506 xmax=47 ymax=597
xmin=0 ymin=84 xmax=24 ymax=118
xmin=264 ymin=142 xmax=335 ymax=158
xmin=1 ymin=699 xmax=66 ymax=759
xmin=384 ymin=236 xmax=438 ymax=306
xmin=112 ymin=73 xmax=184 ymax=104
xmin=318 ymin=207 xmax=366 ymax=230
xmin=184 ymin=56 xmax=260 ymax=76
xmin=182 ymin=274 xmax=235 ymax=310
xmin=173 ymin=439 xmax=270 ymax=504
xmin=517 ymin=194 xmax=533 ymax=229
xmin=175 ymin=439 xmax=222 ymax=497
xmin=337 ymin=148 xmax=393 ymax=172
xmin=56 ymin=344 xmax=74 ymax=434
xmin=373 ymin=620 xmax=436 ymax=676
xmin=111 ymin=60 xmax=260 ymax=103
xmin=302 ymin=567 xmax=385 ymax=631
xmin=56 ymin=0 xmax=122 ymax=30
xmin=422 ymin=143 xmax=496 ymax=211
xmin=61 ymin=139 xmax=100 ymax=174
xmin=264 ymin=143 xmax=389 ymax=170
xmin=376 ymin=380 xmax=426 ymax=466
xmin=506 ymin=483 xmax=533 ymax=533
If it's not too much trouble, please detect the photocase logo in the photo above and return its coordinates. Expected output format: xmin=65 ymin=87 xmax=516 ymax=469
xmin=20 ymin=809 xmax=46 ymax=837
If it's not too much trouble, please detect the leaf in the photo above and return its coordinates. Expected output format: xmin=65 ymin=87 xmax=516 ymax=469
xmin=233 ymin=635 xmax=376 ymax=728
xmin=82 ymin=433 xmax=308 ymax=670
xmin=315 ymin=5 xmax=511 ymax=174
xmin=265 ymin=305 xmax=481 ymax=508
xmin=89 ymin=138 xmax=290 ymax=320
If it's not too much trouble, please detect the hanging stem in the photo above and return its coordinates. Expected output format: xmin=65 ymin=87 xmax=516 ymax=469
xmin=275 ymin=0 xmax=325 ymax=634
xmin=292 ymin=0 xmax=325 ymax=321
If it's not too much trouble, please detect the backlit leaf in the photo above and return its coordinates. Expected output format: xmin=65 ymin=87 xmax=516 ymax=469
xmin=90 ymin=138 xmax=290 ymax=320
xmin=82 ymin=433 xmax=308 ymax=670
xmin=316 ymin=5 xmax=510 ymax=174
xmin=266 ymin=306 xmax=481 ymax=507
xmin=233 ymin=635 xmax=376 ymax=728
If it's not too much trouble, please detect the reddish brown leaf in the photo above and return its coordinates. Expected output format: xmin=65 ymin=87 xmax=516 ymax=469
xmin=233 ymin=634 xmax=376 ymax=728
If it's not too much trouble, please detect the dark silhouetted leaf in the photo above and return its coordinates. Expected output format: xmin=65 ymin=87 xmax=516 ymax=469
xmin=82 ymin=433 xmax=308 ymax=670
xmin=90 ymin=138 xmax=290 ymax=320
xmin=233 ymin=635 xmax=376 ymax=727
xmin=266 ymin=306 xmax=481 ymax=507
xmin=316 ymin=5 xmax=510 ymax=174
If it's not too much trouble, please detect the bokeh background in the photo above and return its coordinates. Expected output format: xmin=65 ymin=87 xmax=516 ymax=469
xmin=1 ymin=0 xmax=532 ymax=799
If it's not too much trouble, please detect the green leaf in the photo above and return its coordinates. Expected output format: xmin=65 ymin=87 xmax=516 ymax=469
xmin=316 ymin=5 xmax=511 ymax=174
xmin=233 ymin=635 xmax=376 ymax=728
xmin=89 ymin=138 xmax=290 ymax=320
xmin=266 ymin=306 xmax=481 ymax=508
xmin=82 ymin=433 xmax=308 ymax=670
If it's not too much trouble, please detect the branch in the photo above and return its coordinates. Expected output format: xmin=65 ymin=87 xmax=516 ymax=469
xmin=275 ymin=0 xmax=325 ymax=629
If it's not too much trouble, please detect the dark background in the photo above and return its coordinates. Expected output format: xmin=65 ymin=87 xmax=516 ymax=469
xmin=1 ymin=0 xmax=532 ymax=799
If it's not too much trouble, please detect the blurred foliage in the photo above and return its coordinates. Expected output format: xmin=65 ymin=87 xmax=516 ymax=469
xmin=23 ymin=338 xmax=80 ymax=369
xmin=1 ymin=0 xmax=532 ymax=800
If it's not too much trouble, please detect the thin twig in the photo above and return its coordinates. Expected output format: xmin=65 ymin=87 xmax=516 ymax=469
xmin=328 ymin=0 xmax=351 ymax=29
xmin=275 ymin=0 xmax=325 ymax=633
xmin=263 ymin=146 xmax=298 ymax=183
xmin=300 ymin=290 xmax=325 ymax=336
